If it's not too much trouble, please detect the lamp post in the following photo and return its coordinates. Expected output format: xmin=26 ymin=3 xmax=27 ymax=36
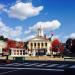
xmin=51 ymin=31 xmax=54 ymax=39
xmin=50 ymin=31 xmax=54 ymax=57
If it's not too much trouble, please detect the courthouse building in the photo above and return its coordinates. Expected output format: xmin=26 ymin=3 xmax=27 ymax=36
xmin=28 ymin=28 xmax=52 ymax=56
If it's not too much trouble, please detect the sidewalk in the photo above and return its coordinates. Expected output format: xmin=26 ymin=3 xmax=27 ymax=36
xmin=0 ymin=56 xmax=6 ymax=59
xmin=64 ymin=56 xmax=75 ymax=61
xmin=25 ymin=56 xmax=64 ymax=61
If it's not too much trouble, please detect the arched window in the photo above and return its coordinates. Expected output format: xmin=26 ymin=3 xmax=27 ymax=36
xmin=34 ymin=43 xmax=36 ymax=47
xmin=45 ymin=43 xmax=47 ymax=47
xmin=38 ymin=43 xmax=40 ymax=46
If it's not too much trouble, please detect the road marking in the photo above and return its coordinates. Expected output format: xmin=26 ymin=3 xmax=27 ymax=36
xmin=24 ymin=63 xmax=39 ymax=66
xmin=69 ymin=65 xmax=75 ymax=68
xmin=0 ymin=67 xmax=64 ymax=72
xmin=46 ymin=64 xmax=59 ymax=67
xmin=35 ymin=64 xmax=47 ymax=67
xmin=5 ymin=63 xmax=19 ymax=66
xmin=22 ymin=63 xmax=30 ymax=65
xmin=5 ymin=63 xmax=29 ymax=66
xmin=57 ymin=64 xmax=68 ymax=68
xmin=0 ymin=69 xmax=20 ymax=75
xmin=13 ymin=64 xmax=25 ymax=66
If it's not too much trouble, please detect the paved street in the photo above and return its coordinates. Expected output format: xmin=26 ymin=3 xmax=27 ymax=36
xmin=0 ymin=61 xmax=75 ymax=75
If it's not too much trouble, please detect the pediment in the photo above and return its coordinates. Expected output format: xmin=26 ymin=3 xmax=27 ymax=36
xmin=29 ymin=36 xmax=49 ymax=42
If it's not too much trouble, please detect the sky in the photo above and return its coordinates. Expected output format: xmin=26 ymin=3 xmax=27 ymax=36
xmin=0 ymin=0 xmax=75 ymax=42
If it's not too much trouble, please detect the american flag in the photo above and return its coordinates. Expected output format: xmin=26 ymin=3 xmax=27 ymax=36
xmin=51 ymin=31 xmax=54 ymax=36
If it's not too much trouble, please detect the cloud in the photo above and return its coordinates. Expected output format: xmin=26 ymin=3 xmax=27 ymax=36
xmin=23 ymin=34 xmax=36 ymax=41
xmin=63 ymin=35 xmax=69 ymax=39
xmin=25 ymin=20 xmax=61 ymax=34
xmin=16 ymin=0 xmax=22 ymax=3
xmin=15 ymin=38 xmax=22 ymax=41
xmin=5 ymin=2 xmax=43 ymax=20
xmin=24 ymin=29 xmax=31 ymax=34
xmin=16 ymin=0 xmax=33 ymax=3
xmin=0 ymin=4 xmax=5 ymax=11
xmin=0 ymin=19 xmax=22 ymax=40
xmin=63 ymin=33 xmax=75 ymax=39
xmin=70 ymin=33 xmax=75 ymax=38
xmin=0 ymin=19 xmax=36 ymax=42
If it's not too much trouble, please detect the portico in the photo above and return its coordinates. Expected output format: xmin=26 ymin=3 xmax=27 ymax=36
xmin=28 ymin=36 xmax=51 ymax=56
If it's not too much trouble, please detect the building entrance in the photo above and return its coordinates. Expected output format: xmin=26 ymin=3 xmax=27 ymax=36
xmin=36 ymin=48 xmax=47 ymax=56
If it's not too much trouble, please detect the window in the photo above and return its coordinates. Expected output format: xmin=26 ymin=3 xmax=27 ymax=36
xmin=42 ymin=43 xmax=43 ymax=47
xmin=14 ymin=50 xmax=16 ymax=55
xmin=38 ymin=43 xmax=40 ymax=46
xmin=23 ymin=50 xmax=25 ymax=55
xmin=45 ymin=43 xmax=47 ymax=47
xmin=34 ymin=43 xmax=36 ymax=47
xmin=20 ymin=50 xmax=22 ymax=55
xmin=17 ymin=50 xmax=19 ymax=55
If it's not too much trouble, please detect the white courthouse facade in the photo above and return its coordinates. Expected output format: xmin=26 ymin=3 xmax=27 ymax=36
xmin=28 ymin=36 xmax=52 ymax=56
xmin=28 ymin=28 xmax=52 ymax=56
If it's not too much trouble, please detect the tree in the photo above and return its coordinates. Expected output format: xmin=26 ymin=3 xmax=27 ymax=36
xmin=70 ymin=39 xmax=75 ymax=53
xmin=66 ymin=38 xmax=72 ymax=50
xmin=52 ymin=38 xmax=64 ymax=57
xmin=66 ymin=38 xmax=75 ymax=53
xmin=0 ymin=36 xmax=4 ymax=41
xmin=24 ymin=41 xmax=28 ymax=50
xmin=52 ymin=38 xmax=60 ymax=52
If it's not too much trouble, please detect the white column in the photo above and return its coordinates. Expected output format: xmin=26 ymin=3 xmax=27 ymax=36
xmin=46 ymin=42 xmax=50 ymax=55
xmin=36 ymin=42 xmax=38 ymax=49
xmin=44 ymin=42 xmax=45 ymax=48
xmin=40 ymin=42 xmax=41 ymax=49
xmin=12 ymin=49 xmax=14 ymax=56
xmin=19 ymin=50 xmax=20 ymax=56
xmin=22 ymin=50 xmax=23 ymax=55
xmin=29 ymin=42 xmax=31 ymax=50
xmin=12 ymin=50 xmax=14 ymax=55
xmin=33 ymin=42 xmax=36 ymax=56
xmin=33 ymin=42 xmax=34 ymax=49
xmin=16 ymin=50 xmax=17 ymax=55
